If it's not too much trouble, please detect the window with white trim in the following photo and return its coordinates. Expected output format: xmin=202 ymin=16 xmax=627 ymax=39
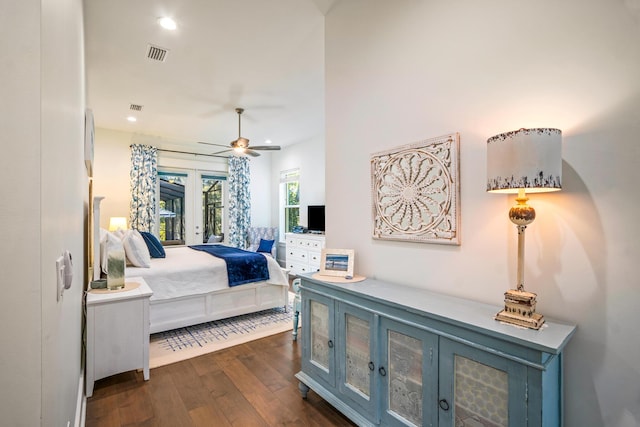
xmin=279 ymin=168 xmax=300 ymax=240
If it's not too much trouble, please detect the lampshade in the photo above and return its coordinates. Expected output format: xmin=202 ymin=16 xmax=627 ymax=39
xmin=108 ymin=217 xmax=128 ymax=231
xmin=487 ymin=128 xmax=562 ymax=194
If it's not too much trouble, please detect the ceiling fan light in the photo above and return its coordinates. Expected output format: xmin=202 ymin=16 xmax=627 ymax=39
xmin=233 ymin=147 xmax=246 ymax=154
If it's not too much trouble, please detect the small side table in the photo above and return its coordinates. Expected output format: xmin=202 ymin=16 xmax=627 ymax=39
xmin=85 ymin=277 xmax=153 ymax=397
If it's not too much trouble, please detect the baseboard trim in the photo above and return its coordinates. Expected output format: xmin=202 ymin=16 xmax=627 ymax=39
xmin=74 ymin=369 xmax=86 ymax=427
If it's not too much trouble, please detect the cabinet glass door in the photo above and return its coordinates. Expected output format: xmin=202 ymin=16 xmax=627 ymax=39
xmin=439 ymin=338 xmax=527 ymax=427
xmin=345 ymin=314 xmax=371 ymax=395
xmin=381 ymin=318 xmax=438 ymax=427
xmin=453 ymin=355 xmax=508 ymax=427
xmin=338 ymin=303 xmax=378 ymax=421
xmin=302 ymin=292 xmax=335 ymax=387
xmin=310 ymin=300 xmax=330 ymax=368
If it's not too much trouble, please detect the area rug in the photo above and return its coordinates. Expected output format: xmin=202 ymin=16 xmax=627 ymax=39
xmin=149 ymin=294 xmax=298 ymax=368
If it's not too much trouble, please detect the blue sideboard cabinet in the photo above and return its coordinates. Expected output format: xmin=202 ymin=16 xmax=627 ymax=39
xmin=295 ymin=275 xmax=576 ymax=427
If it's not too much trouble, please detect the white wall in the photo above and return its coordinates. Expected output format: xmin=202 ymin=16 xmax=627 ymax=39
xmin=93 ymin=128 xmax=230 ymax=230
xmin=249 ymin=153 xmax=273 ymax=226
xmin=0 ymin=2 xmax=42 ymax=424
xmin=93 ymin=128 xmax=132 ymax=228
xmin=325 ymin=2 xmax=639 ymax=427
xmin=94 ymin=129 xmax=326 ymax=236
xmin=94 ymin=129 xmax=277 ymax=242
xmin=271 ymin=137 xmax=326 ymax=228
xmin=0 ymin=0 xmax=86 ymax=425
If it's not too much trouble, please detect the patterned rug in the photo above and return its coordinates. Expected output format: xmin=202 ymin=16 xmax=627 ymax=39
xmin=149 ymin=294 xmax=297 ymax=368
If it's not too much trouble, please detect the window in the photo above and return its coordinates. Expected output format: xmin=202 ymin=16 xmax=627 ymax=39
xmin=280 ymin=169 xmax=300 ymax=239
xmin=201 ymin=175 xmax=225 ymax=243
xmin=158 ymin=172 xmax=186 ymax=245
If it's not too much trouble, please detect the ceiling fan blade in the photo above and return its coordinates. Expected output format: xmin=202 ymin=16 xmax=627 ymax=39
xmin=250 ymin=145 xmax=281 ymax=151
xmin=244 ymin=149 xmax=261 ymax=157
xmin=198 ymin=141 xmax=230 ymax=149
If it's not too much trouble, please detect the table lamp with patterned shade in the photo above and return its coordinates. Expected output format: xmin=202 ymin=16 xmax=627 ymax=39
xmin=487 ymin=128 xmax=562 ymax=329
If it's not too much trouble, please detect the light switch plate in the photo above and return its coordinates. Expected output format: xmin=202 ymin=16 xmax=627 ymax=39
xmin=56 ymin=255 xmax=64 ymax=301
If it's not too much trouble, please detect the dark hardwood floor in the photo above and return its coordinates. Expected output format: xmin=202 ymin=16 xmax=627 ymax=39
xmin=85 ymin=330 xmax=355 ymax=427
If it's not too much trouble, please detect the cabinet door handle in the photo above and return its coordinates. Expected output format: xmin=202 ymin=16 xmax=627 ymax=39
xmin=327 ymin=340 xmax=334 ymax=348
xmin=368 ymin=361 xmax=375 ymax=371
xmin=438 ymin=399 xmax=450 ymax=411
xmin=378 ymin=366 xmax=386 ymax=376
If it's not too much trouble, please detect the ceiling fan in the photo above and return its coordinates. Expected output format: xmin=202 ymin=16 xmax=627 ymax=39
xmin=199 ymin=108 xmax=281 ymax=157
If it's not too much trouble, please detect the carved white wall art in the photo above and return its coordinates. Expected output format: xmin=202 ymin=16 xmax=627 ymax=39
xmin=371 ymin=133 xmax=460 ymax=245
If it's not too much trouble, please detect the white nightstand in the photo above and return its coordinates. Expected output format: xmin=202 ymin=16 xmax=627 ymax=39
xmin=85 ymin=277 xmax=153 ymax=397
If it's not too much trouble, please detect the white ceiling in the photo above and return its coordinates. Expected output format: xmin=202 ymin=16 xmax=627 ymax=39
xmin=84 ymin=0 xmax=332 ymax=155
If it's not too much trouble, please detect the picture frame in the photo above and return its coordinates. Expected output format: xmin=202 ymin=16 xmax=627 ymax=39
xmin=319 ymin=248 xmax=355 ymax=278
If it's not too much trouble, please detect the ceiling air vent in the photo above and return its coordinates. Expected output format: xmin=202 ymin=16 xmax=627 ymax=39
xmin=129 ymin=104 xmax=143 ymax=111
xmin=146 ymin=44 xmax=168 ymax=62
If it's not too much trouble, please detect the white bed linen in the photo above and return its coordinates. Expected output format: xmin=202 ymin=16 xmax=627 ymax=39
xmin=125 ymin=245 xmax=288 ymax=301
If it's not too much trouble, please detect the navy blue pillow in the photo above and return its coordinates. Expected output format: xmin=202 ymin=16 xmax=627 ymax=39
xmin=140 ymin=231 xmax=166 ymax=258
xmin=257 ymin=238 xmax=275 ymax=254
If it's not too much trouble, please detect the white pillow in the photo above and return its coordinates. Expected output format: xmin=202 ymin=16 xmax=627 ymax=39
xmin=122 ymin=229 xmax=151 ymax=268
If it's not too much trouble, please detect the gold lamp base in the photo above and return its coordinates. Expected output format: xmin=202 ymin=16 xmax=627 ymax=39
xmin=495 ymin=288 xmax=545 ymax=330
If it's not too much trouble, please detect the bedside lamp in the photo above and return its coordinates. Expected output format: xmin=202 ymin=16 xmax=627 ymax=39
xmin=108 ymin=217 xmax=128 ymax=232
xmin=487 ymin=128 xmax=562 ymax=329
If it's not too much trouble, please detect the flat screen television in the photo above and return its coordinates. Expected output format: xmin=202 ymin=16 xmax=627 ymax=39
xmin=307 ymin=205 xmax=325 ymax=233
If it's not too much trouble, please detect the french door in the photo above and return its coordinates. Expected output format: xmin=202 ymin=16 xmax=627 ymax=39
xmin=157 ymin=169 xmax=227 ymax=245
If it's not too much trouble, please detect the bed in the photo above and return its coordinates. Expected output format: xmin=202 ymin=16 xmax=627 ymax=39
xmin=125 ymin=245 xmax=289 ymax=333
xmin=90 ymin=196 xmax=288 ymax=334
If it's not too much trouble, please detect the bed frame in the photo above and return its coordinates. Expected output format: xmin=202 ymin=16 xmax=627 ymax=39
xmin=148 ymin=280 xmax=288 ymax=334
xmin=91 ymin=196 xmax=288 ymax=335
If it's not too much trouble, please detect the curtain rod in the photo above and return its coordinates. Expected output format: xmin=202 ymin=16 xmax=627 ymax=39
xmin=156 ymin=148 xmax=228 ymax=159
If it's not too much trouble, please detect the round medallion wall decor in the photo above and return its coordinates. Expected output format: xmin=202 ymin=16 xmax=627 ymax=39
xmin=371 ymin=133 xmax=460 ymax=245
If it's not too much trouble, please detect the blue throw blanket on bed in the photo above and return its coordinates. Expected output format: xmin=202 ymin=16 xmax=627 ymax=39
xmin=188 ymin=245 xmax=269 ymax=287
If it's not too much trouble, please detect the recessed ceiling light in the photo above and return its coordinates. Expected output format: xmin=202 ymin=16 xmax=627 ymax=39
xmin=127 ymin=116 xmax=137 ymax=122
xmin=265 ymin=139 xmax=272 ymax=144
xmin=158 ymin=17 xmax=177 ymax=30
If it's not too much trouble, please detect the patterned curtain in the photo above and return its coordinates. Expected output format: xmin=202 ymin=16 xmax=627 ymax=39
xmin=129 ymin=144 xmax=158 ymax=232
xmin=228 ymin=156 xmax=251 ymax=248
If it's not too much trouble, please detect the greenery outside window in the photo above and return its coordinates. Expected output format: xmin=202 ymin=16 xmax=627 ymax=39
xmin=158 ymin=171 xmax=186 ymax=245
xmin=280 ymin=169 xmax=300 ymax=239
xmin=202 ymin=175 xmax=225 ymax=243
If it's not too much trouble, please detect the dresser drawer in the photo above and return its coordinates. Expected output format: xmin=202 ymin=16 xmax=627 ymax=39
xmin=288 ymin=246 xmax=309 ymax=262
xmin=308 ymin=251 xmax=321 ymax=268
xmin=285 ymin=233 xmax=325 ymax=277
xmin=288 ymin=263 xmax=315 ymax=275
xmin=296 ymin=238 xmax=323 ymax=250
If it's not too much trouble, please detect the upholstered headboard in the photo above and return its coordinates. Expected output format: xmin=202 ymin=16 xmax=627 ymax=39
xmin=246 ymin=227 xmax=278 ymax=258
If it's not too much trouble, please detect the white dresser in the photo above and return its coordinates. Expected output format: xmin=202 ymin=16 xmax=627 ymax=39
xmin=285 ymin=233 xmax=325 ymax=276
